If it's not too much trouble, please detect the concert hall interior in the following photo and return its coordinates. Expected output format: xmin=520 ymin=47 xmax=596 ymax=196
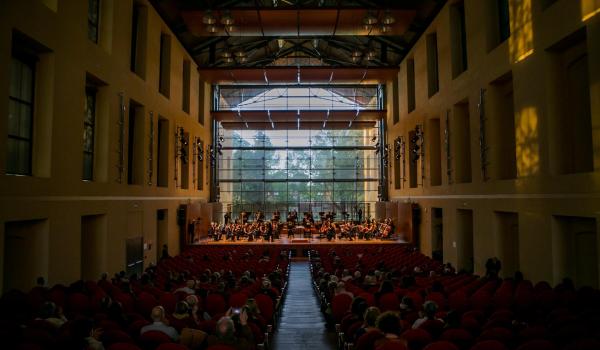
xmin=1 ymin=1 xmax=600 ymax=350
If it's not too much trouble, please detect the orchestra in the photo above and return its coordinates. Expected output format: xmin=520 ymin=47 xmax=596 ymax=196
xmin=207 ymin=210 xmax=395 ymax=242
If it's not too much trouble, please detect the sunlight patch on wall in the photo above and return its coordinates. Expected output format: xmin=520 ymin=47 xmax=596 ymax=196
xmin=582 ymin=0 xmax=600 ymax=21
xmin=516 ymin=107 xmax=540 ymax=177
xmin=510 ymin=0 xmax=534 ymax=63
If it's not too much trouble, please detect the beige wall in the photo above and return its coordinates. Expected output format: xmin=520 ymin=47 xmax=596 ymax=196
xmin=0 ymin=0 xmax=212 ymax=292
xmin=387 ymin=0 xmax=600 ymax=286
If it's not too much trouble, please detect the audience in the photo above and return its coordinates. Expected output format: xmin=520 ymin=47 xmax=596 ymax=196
xmin=207 ymin=309 xmax=254 ymax=350
xmin=141 ymin=306 xmax=180 ymax=341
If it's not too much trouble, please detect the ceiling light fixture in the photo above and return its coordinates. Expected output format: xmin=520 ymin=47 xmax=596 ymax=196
xmin=234 ymin=48 xmax=246 ymax=57
xmin=206 ymin=24 xmax=219 ymax=33
xmin=363 ymin=12 xmax=378 ymax=25
xmin=202 ymin=10 xmax=217 ymax=25
xmin=382 ymin=10 xmax=396 ymax=25
xmin=220 ymin=11 xmax=235 ymax=25
xmin=221 ymin=49 xmax=232 ymax=58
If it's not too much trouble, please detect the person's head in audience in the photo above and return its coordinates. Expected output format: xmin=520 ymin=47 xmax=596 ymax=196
xmin=40 ymin=301 xmax=58 ymax=319
xmin=400 ymin=296 xmax=414 ymax=311
xmin=174 ymin=301 xmax=189 ymax=317
xmin=376 ymin=311 xmax=403 ymax=336
xmin=379 ymin=280 xmax=394 ymax=295
xmin=363 ymin=306 xmax=381 ymax=328
xmin=422 ymin=301 xmax=438 ymax=319
xmin=350 ymin=297 xmax=368 ymax=318
xmin=444 ymin=310 xmax=460 ymax=329
xmin=216 ymin=316 xmax=236 ymax=339
xmin=514 ymin=271 xmax=524 ymax=283
xmin=151 ymin=306 xmax=167 ymax=323
xmin=431 ymin=280 xmax=444 ymax=293
xmin=36 ymin=277 xmax=45 ymax=287
xmin=245 ymin=298 xmax=260 ymax=316
xmin=100 ymin=296 xmax=112 ymax=311
xmin=186 ymin=279 xmax=196 ymax=290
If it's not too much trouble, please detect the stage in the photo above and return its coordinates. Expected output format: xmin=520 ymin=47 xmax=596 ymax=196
xmin=197 ymin=236 xmax=406 ymax=246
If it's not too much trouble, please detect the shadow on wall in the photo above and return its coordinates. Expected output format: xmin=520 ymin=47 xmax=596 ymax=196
xmin=516 ymin=106 xmax=540 ymax=177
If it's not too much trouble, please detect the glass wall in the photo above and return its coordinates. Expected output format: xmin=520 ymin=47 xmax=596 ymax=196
xmin=217 ymin=127 xmax=380 ymax=222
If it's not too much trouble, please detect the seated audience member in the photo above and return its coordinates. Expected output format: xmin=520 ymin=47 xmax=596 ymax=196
xmin=374 ymin=311 xmax=407 ymax=348
xmin=207 ymin=311 xmax=254 ymax=350
xmin=175 ymin=280 xmax=196 ymax=295
xmin=341 ymin=297 xmax=368 ymax=334
xmin=38 ymin=301 xmax=68 ymax=329
xmin=412 ymin=301 xmax=444 ymax=331
xmin=141 ymin=306 xmax=179 ymax=341
xmin=169 ymin=301 xmax=196 ymax=331
xmin=259 ymin=278 xmax=278 ymax=303
xmin=335 ymin=282 xmax=354 ymax=298
xmin=71 ymin=318 xmax=105 ymax=350
xmin=354 ymin=306 xmax=381 ymax=341
xmin=399 ymin=296 xmax=418 ymax=325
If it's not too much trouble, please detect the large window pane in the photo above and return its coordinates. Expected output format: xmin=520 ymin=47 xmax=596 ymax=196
xmin=217 ymin=124 xmax=380 ymax=220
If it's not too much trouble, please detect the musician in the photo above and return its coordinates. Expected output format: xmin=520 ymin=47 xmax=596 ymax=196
xmin=380 ymin=218 xmax=394 ymax=239
xmin=302 ymin=214 xmax=312 ymax=228
xmin=241 ymin=211 xmax=248 ymax=224
xmin=224 ymin=212 xmax=231 ymax=225
xmin=273 ymin=210 xmax=280 ymax=223
xmin=235 ymin=223 xmax=244 ymax=241
xmin=264 ymin=222 xmax=273 ymax=242
xmin=255 ymin=210 xmax=264 ymax=223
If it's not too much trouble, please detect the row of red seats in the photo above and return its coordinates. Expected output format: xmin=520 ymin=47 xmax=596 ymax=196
xmin=310 ymin=245 xmax=600 ymax=350
xmin=0 ymin=245 xmax=291 ymax=350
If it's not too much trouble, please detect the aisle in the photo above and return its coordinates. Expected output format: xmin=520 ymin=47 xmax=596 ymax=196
xmin=272 ymin=261 xmax=336 ymax=350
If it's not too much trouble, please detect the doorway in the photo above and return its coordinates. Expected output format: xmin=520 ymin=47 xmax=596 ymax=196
xmin=456 ymin=209 xmax=474 ymax=272
xmin=431 ymin=208 xmax=443 ymax=262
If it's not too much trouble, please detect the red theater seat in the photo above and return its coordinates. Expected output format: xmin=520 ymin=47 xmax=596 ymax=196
xmin=515 ymin=339 xmax=557 ymax=350
xmin=108 ymin=343 xmax=143 ymax=350
xmin=205 ymin=294 xmax=227 ymax=316
xmin=402 ymin=328 xmax=433 ymax=350
xmin=469 ymin=340 xmax=509 ymax=350
xmin=156 ymin=344 xmax=189 ymax=350
xmin=423 ymin=341 xmax=459 ymax=350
